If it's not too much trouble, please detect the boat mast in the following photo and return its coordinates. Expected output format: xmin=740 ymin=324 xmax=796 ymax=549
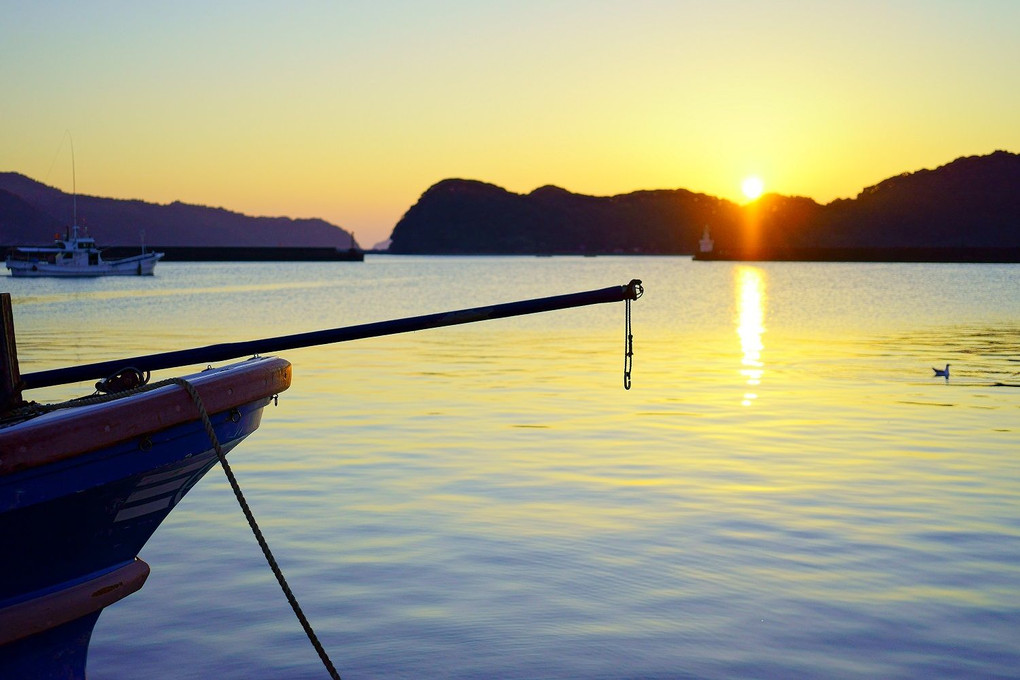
xmin=70 ymin=137 xmax=77 ymax=238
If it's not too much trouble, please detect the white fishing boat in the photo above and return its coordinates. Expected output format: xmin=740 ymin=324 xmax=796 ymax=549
xmin=5 ymin=140 xmax=162 ymax=278
xmin=5 ymin=225 xmax=163 ymax=277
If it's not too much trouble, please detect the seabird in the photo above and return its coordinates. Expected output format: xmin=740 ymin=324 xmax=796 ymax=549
xmin=933 ymin=364 xmax=950 ymax=378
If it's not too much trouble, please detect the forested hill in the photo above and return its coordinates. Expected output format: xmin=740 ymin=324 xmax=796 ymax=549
xmin=388 ymin=151 xmax=1020 ymax=255
xmin=0 ymin=173 xmax=357 ymax=248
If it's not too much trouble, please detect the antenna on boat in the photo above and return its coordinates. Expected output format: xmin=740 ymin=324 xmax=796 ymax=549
xmin=70 ymin=136 xmax=77 ymax=230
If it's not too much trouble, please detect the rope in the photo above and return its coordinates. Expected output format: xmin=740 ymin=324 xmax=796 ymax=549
xmin=170 ymin=378 xmax=342 ymax=680
xmin=0 ymin=375 xmax=175 ymax=427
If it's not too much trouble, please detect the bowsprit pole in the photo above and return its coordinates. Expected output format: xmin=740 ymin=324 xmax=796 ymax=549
xmin=19 ymin=280 xmax=644 ymax=391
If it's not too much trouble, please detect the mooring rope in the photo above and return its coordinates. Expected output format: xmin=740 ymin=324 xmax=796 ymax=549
xmin=171 ymin=378 xmax=342 ymax=680
xmin=0 ymin=372 xmax=171 ymax=427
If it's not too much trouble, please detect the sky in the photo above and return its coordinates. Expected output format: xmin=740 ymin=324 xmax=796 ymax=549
xmin=2 ymin=0 xmax=1018 ymax=248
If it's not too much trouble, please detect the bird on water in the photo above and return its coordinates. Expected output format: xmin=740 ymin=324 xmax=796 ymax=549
xmin=933 ymin=364 xmax=950 ymax=379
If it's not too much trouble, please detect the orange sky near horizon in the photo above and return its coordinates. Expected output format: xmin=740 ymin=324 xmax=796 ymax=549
xmin=2 ymin=1 xmax=1018 ymax=247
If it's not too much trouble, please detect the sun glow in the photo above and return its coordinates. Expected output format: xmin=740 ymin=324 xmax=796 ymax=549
xmin=741 ymin=176 xmax=765 ymax=201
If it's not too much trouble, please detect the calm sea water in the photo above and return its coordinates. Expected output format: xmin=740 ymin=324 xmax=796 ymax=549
xmin=5 ymin=256 xmax=1019 ymax=679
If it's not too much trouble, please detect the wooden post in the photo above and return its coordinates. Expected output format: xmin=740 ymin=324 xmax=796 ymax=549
xmin=1 ymin=293 xmax=23 ymax=413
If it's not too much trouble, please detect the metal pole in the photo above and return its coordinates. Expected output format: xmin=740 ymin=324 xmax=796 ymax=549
xmin=20 ymin=280 xmax=642 ymax=391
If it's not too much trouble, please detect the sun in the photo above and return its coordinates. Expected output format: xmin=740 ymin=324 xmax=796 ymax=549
xmin=741 ymin=176 xmax=765 ymax=201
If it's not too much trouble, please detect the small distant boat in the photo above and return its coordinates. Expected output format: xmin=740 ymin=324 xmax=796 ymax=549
xmin=5 ymin=225 xmax=163 ymax=277
xmin=6 ymin=138 xmax=164 ymax=278
xmin=699 ymin=225 xmax=714 ymax=254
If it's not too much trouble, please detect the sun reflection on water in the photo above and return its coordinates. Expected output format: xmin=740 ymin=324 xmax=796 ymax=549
xmin=736 ymin=266 xmax=766 ymax=406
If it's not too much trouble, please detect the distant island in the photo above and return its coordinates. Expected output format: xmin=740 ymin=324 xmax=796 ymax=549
xmin=388 ymin=151 xmax=1020 ymax=261
xmin=4 ymin=151 xmax=1019 ymax=262
xmin=0 ymin=173 xmax=360 ymax=261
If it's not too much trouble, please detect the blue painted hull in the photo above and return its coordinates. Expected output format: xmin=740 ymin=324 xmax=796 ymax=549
xmin=0 ymin=356 xmax=292 ymax=679
xmin=0 ymin=402 xmax=262 ymax=603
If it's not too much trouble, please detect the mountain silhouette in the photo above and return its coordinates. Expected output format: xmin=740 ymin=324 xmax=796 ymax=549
xmin=0 ymin=173 xmax=357 ymax=249
xmin=5 ymin=151 xmax=1017 ymax=258
xmin=388 ymin=151 xmax=1020 ymax=257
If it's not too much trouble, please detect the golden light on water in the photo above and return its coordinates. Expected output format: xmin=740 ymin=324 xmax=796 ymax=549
xmin=736 ymin=266 xmax=766 ymax=406
xmin=10 ymin=257 xmax=1020 ymax=678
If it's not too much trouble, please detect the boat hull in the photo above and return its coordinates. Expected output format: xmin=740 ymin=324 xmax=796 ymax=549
xmin=0 ymin=409 xmax=257 ymax=603
xmin=0 ymin=356 xmax=291 ymax=678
